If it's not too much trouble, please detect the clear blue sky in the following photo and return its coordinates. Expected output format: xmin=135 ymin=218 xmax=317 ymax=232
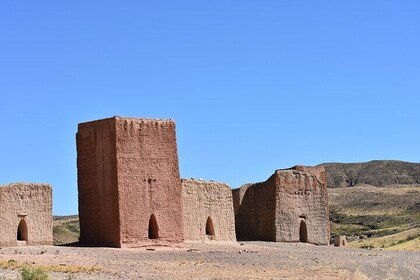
xmin=1 ymin=1 xmax=419 ymax=215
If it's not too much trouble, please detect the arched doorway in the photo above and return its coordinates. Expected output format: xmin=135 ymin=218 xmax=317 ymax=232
xmin=205 ymin=217 xmax=215 ymax=239
xmin=148 ymin=214 xmax=159 ymax=239
xmin=17 ymin=219 xmax=28 ymax=243
xmin=299 ymin=220 xmax=308 ymax=243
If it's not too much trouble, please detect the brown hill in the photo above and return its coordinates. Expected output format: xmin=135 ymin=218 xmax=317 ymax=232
xmin=53 ymin=215 xmax=79 ymax=245
xmin=328 ymin=185 xmax=419 ymax=250
xmin=320 ymin=160 xmax=420 ymax=188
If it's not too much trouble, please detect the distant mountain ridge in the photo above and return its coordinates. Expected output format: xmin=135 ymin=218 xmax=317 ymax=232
xmin=319 ymin=160 xmax=420 ymax=188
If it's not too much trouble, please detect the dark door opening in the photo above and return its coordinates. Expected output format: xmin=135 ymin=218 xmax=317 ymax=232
xmin=148 ymin=214 xmax=159 ymax=239
xmin=205 ymin=217 xmax=215 ymax=239
xmin=17 ymin=219 xmax=28 ymax=243
xmin=299 ymin=220 xmax=308 ymax=243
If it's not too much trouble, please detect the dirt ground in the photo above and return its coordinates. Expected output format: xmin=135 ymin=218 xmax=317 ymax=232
xmin=0 ymin=241 xmax=419 ymax=279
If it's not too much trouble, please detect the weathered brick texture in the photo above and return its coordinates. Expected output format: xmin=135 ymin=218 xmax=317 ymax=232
xmin=233 ymin=166 xmax=330 ymax=245
xmin=0 ymin=183 xmax=53 ymax=247
xmin=77 ymin=118 xmax=120 ymax=246
xmin=77 ymin=117 xmax=184 ymax=247
xmin=182 ymin=179 xmax=236 ymax=241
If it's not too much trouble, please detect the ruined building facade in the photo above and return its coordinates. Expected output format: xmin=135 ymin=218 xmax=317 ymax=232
xmin=0 ymin=183 xmax=53 ymax=247
xmin=77 ymin=117 xmax=184 ymax=247
xmin=182 ymin=179 xmax=236 ymax=241
xmin=76 ymin=116 xmax=329 ymax=247
xmin=233 ymin=166 xmax=330 ymax=245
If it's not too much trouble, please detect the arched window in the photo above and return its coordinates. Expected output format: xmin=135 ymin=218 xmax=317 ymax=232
xmin=299 ymin=220 xmax=308 ymax=243
xmin=17 ymin=219 xmax=28 ymax=243
xmin=205 ymin=217 xmax=215 ymax=238
xmin=148 ymin=214 xmax=159 ymax=239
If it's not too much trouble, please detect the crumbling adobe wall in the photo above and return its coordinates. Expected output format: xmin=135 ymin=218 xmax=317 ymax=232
xmin=182 ymin=179 xmax=236 ymax=241
xmin=77 ymin=117 xmax=183 ymax=247
xmin=233 ymin=174 xmax=277 ymax=241
xmin=116 ymin=118 xmax=183 ymax=246
xmin=275 ymin=166 xmax=330 ymax=245
xmin=0 ymin=183 xmax=52 ymax=247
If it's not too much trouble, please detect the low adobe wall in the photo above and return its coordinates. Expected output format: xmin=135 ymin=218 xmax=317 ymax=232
xmin=0 ymin=183 xmax=53 ymax=247
xmin=182 ymin=179 xmax=236 ymax=241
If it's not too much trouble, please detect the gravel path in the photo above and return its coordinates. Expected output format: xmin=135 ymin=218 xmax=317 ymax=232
xmin=0 ymin=242 xmax=418 ymax=279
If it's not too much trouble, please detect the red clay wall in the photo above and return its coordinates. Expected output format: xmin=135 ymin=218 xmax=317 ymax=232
xmin=77 ymin=118 xmax=121 ymax=247
xmin=115 ymin=118 xmax=183 ymax=246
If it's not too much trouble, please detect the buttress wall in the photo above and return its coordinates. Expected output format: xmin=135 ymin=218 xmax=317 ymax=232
xmin=0 ymin=183 xmax=52 ymax=247
xmin=182 ymin=179 xmax=236 ymax=241
xmin=116 ymin=118 xmax=183 ymax=246
xmin=77 ymin=118 xmax=121 ymax=247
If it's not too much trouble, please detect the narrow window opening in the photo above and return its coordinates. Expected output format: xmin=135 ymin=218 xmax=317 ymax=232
xmin=148 ymin=214 xmax=159 ymax=239
xmin=205 ymin=217 xmax=215 ymax=239
xmin=299 ymin=220 xmax=308 ymax=243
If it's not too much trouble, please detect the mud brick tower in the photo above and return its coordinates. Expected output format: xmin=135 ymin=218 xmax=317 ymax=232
xmin=233 ymin=165 xmax=330 ymax=245
xmin=0 ymin=183 xmax=53 ymax=247
xmin=76 ymin=117 xmax=183 ymax=247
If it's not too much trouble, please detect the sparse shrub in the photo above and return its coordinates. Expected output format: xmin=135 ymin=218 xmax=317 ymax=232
xmin=0 ymin=259 xmax=18 ymax=269
xmin=405 ymin=233 xmax=418 ymax=241
xmin=21 ymin=266 xmax=49 ymax=280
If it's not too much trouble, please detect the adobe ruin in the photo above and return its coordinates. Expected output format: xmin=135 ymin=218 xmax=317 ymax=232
xmin=233 ymin=166 xmax=330 ymax=245
xmin=182 ymin=179 xmax=236 ymax=241
xmin=76 ymin=116 xmax=330 ymax=247
xmin=76 ymin=117 xmax=184 ymax=247
xmin=334 ymin=235 xmax=347 ymax=247
xmin=0 ymin=183 xmax=53 ymax=247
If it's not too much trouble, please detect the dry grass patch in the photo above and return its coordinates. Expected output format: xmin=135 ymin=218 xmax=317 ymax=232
xmin=348 ymin=228 xmax=420 ymax=250
xmin=386 ymin=237 xmax=420 ymax=251
xmin=0 ymin=259 xmax=102 ymax=274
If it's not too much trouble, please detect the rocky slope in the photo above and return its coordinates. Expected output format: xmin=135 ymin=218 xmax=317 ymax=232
xmin=320 ymin=160 xmax=420 ymax=188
